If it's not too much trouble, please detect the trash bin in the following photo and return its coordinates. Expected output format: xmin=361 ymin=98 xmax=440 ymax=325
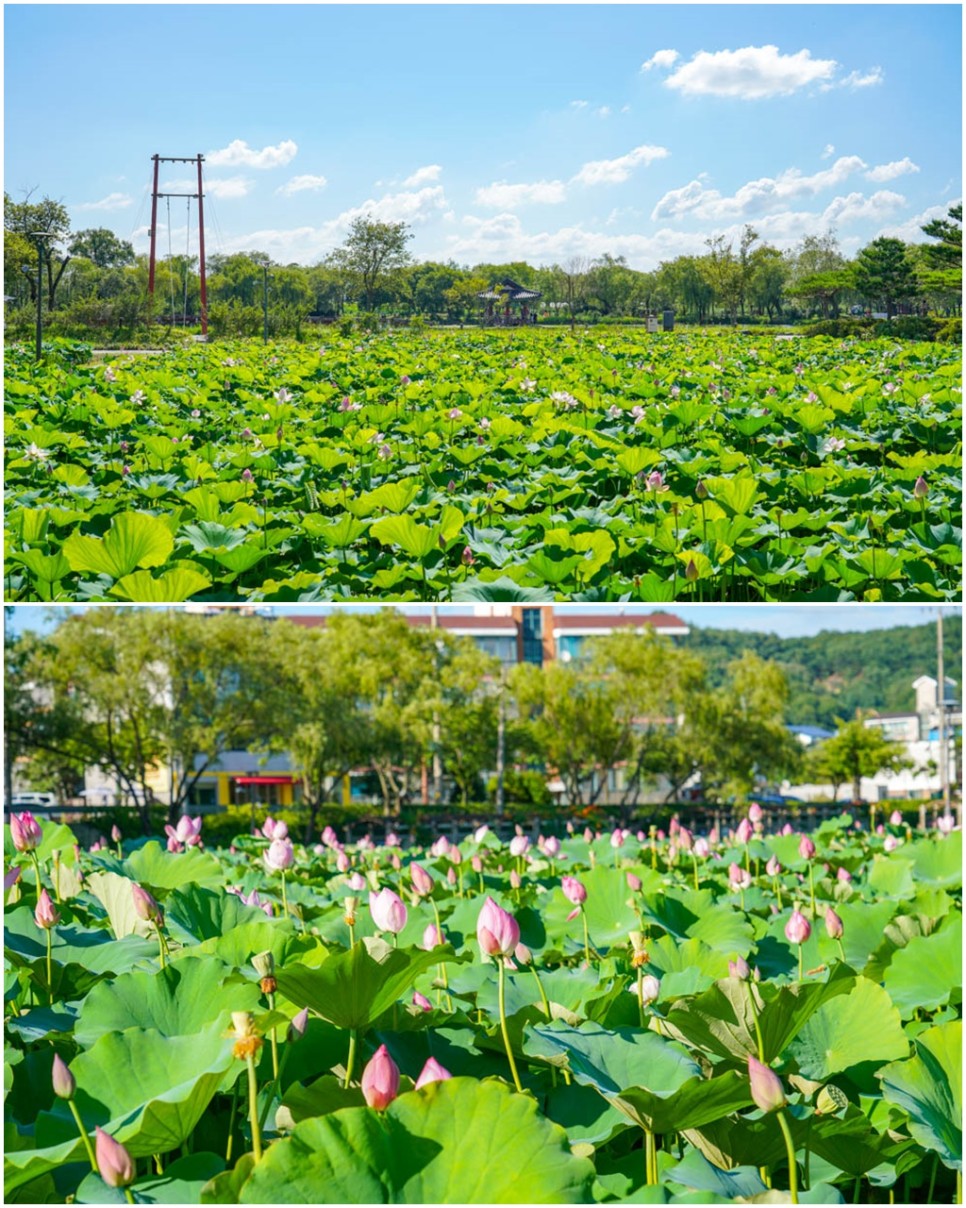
xmin=663 ymin=309 xmax=674 ymax=332
xmin=646 ymin=314 xmax=659 ymax=334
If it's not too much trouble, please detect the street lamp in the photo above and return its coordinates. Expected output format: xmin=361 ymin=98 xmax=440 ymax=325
xmin=254 ymin=258 xmax=273 ymax=343
xmin=27 ymin=230 xmax=55 ymax=360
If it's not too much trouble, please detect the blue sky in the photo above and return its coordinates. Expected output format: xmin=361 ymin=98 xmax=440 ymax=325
xmin=5 ymin=5 xmax=961 ymax=270
xmin=5 ymin=605 xmax=960 ymax=640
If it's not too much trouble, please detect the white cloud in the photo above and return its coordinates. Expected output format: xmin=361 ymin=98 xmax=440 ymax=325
xmin=865 ymin=157 xmax=919 ymax=183
xmin=402 ymin=164 xmax=443 ymax=188
xmin=206 ymin=138 xmax=298 ymax=169
xmin=650 ymin=155 xmax=868 ymax=221
xmin=840 ymin=67 xmax=884 ymax=89
xmin=75 ymin=192 xmax=132 ymax=212
xmin=641 ymin=49 xmax=679 ymax=72
xmin=573 ymin=144 xmax=670 ymax=186
xmin=879 ymin=199 xmax=962 ymax=244
xmin=570 ymin=100 xmax=589 ymax=109
xmin=595 ymin=106 xmax=612 ymax=118
xmin=821 ymin=144 xmax=835 ymax=160
xmin=276 ymin=174 xmax=329 ymax=197
xmin=665 ymin=45 xmax=838 ymax=99
xmin=821 ymin=189 xmax=906 ymax=225
xmin=475 ymin=180 xmax=568 ymax=208
xmin=164 ymin=175 xmax=252 ymax=200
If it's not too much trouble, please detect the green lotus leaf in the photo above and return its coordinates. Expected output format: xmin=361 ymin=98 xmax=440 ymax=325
xmin=787 ymin=975 xmax=909 ymax=1082
xmin=123 ymin=841 xmax=223 ymax=891
xmin=62 ymin=512 xmax=174 ymax=579
xmin=882 ymin=913 xmax=962 ymax=1018
xmin=879 ymin=1020 xmax=961 ymax=1171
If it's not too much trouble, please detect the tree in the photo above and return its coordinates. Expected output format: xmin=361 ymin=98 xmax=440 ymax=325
xmin=4 ymin=192 xmax=72 ymax=310
xmin=852 ymin=237 xmax=919 ymax=319
xmin=786 ymin=268 xmax=854 ymax=318
xmin=68 ymin=227 xmax=135 ymax=269
xmin=805 ymin=719 xmax=912 ymax=802
xmin=561 ymin=256 xmax=591 ymax=330
xmin=920 ymin=203 xmax=962 ymax=273
xmin=747 ymin=245 xmax=789 ymax=319
xmin=331 ymin=215 xmax=413 ymax=311
xmin=432 ymin=640 xmax=503 ymax=804
xmin=701 ymin=236 xmax=743 ymax=323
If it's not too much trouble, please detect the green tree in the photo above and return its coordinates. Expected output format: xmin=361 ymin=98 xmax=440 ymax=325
xmin=68 ymin=227 xmax=136 ymax=269
xmin=331 ymin=215 xmax=413 ymax=311
xmin=4 ymin=192 xmax=73 ymax=310
xmin=701 ymin=236 xmax=743 ymax=324
xmin=786 ymin=268 xmax=854 ymax=318
xmin=920 ymin=203 xmax=962 ymax=273
xmin=805 ymin=718 xmax=913 ymax=802
xmin=853 ymin=236 xmax=920 ymax=319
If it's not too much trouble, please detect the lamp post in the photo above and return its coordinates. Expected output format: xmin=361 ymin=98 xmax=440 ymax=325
xmin=26 ymin=231 xmax=54 ymax=360
xmin=255 ymin=259 xmax=273 ymax=343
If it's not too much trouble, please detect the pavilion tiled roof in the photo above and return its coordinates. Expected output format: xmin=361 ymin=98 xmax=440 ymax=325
xmin=478 ymin=277 xmax=541 ymax=301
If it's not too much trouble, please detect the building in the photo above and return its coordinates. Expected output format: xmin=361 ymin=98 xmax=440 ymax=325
xmin=477 ymin=278 xmax=541 ymax=326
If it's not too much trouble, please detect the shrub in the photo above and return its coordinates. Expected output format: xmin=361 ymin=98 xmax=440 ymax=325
xmin=936 ymin=317 xmax=962 ymax=344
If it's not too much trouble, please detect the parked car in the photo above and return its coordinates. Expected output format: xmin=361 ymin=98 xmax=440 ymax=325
xmin=9 ymin=791 xmax=58 ymax=810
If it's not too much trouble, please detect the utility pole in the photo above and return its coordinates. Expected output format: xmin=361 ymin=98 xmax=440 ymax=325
xmin=495 ymin=668 xmax=506 ymax=817
xmin=26 ymin=231 xmax=53 ymax=360
xmin=147 ymin=153 xmax=207 ymax=338
xmin=260 ymin=262 xmax=271 ymax=343
xmin=430 ymin=605 xmax=442 ymax=805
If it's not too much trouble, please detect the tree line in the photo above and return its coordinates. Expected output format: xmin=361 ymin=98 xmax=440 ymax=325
xmin=4 ymin=190 xmax=961 ymax=343
xmin=6 ymin=609 xmax=914 ymax=833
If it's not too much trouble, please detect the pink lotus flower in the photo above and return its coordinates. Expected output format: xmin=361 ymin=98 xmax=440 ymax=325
xmin=95 ymin=1128 xmax=135 ymax=1188
xmin=414 ymin=1057 xmax=452 ymax=1089
xmin=34 ymin=888 xmax=60 ymax=930
xmin=884 ymin=835 xmax=899 ymax=852
xmin=385 ymin=831 xmax=400 ymax=848
xmin=937 ymin=814 xmax=955 ymax=835
xmin=785 ymin=909 xmax=811 ymax=945
xmin=748 ymin=803 xmax=763 ymax=825
xmin=422 ymin=923 xmax=444 ymax=950
xmin=52 ymin=1053 xmax=75 ymax=1099
xmin=889 ymin=810 xmax=903 ymax=826
xmin=694 ymin=838 xmax=710 ymax=858
xmin=430 ymin=836 xmax=450 ymax=858
xmin=473 ymin=825 xmax=489 ymax=844
xmin=836 ymin=866 xmax=852 ymax=883
xmin=410 ymin=863 xmax=434 ymax=897
xmin=369 ymin=888 xmax=407 ymax=934
xmin=477 ymin=896 xmax=520 ymax=957
xmin=509 ymin=835 xmax=529 ymax=857
xmin=729 ymin=863 xmax=751 ymax=891
xmin=361 ymin=1044 xmax=399 ymax=1110
xmin=729 ymin=956 xmax=750 ymax=980
xmin=321 ymin=826 xmax=338 ymax=847
xmin=543 ymin=836 xmax=560 ymax=857
xmin=131 ymin=883 xmax=163 ymax=924
xmin=747 ymin=1056 xmax=786 ymax=1114
xmin=165 ymin=815 xmax=203 ymax=848
xmin=637 ymin=974 xmax=661 ymax=1005
xmin=412 ymin=991 xmax=433 ymax=1012
xmin=166 ymin=834 xmax=183 ymax=853
xmin=610 ymin=828 xmax=625 ymax=849
xmin=824 ymin=907 xmax=844 ymax=939
xmin=561 ymin=876 xmax=587 ymax=906
xmin=798 ymin=835 xmax=816 ymax=860
xmin=10 ymin=812 xmax=42 ymax=852
xmin=735 ymin=818 xmax=753 ymax=845
xmin=264 ymin=838 xmax=294 ymax=871
xmin=111 ymin=825 xmax=122 ymax=843
xmin=347 ymin=872 xmax=366 ymax=891
xmin=766 ymin=855 xmax=782 ymax=877
xmin=626 ymin=872 xmax=642 ymax=891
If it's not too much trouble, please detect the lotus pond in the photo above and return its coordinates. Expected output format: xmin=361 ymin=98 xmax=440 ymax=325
xmin=4 ymin=330 xmax=962 ymax=602
xmin=4 ymin=808 xmax=962 ymax=1204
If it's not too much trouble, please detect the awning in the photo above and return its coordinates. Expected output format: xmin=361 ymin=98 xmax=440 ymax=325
xmin=234 ymin=776 xmax=295 ymax=785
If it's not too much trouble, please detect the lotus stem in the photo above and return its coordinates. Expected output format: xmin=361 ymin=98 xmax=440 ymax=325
xmin=692 ymin=854 xmax=699 ymax=892
xmin=808 ymin=864 xmax=816 ymax=915
xmin=581 ymin=910 xmax=591 ymax=965
xmin=246 ymin=1054 xmax=263 ymax=1162
xmin=343 ymin=1029 xmax=358 ymax=1089
xmin=836 ymin=938 xmax=846 ymax=964
xmin=280 ymin=870 xmax=288 ymax=920
xmin=154 ymin=922 xmax=166 ymax=970
xmin=45 ymin=927 xmax=53 ymax=1003
xmin=124 ymin=1189 xmax=136 ymax=1205
xmin=637 ymin=968 xmax=646 ymax=1028
xmin=225 ymin=1079 xmax=240 ymax=1162
xmin=67 ymin=1098 xmax=98 ymax=1172
xmin=498 ymin=957 xmax=523 ymax=1093
xmin=775 ymin=1109 xmax=799 ymax=1205
xmin=746 ymin=981 xmax=765 ymax=1063
xmin=926 ymin=1155 xmax=938 ymax=1204
xmin=267 ymin=992 xmax=279 ymax=1080
xmin=798 ymin=945 xmax=804 ymax=982
xmin=644 ymin=1127 xmax=657 ymax=1185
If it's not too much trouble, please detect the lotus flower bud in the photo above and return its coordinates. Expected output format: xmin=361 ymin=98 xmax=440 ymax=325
xmin=95 ymin=1128 xmax=135 ymax=1188
xmin=747 ymin=1056 xmax=786 ymax=1114
xmin=111 ymin=825 xmax=122 ymax=843
xmin=824 ymin=907 xmax=844 ymax=939
xmin=476 ymin=896 xmax=520 ymax=957
xmin=583 ymin=827 xmax=594 ymax=843
xmin=361 ymin=1044 xmax=399 ymax=1109
xmin=626 ymin=872 xmax=642 ymax=892
xmin=610 ymin=828 xmax=625 ymax=849
xmin=415 ymin=1057 xmax=452 ymax=1089
xmin=264 ymin=837 xmax=294 ymax=871
xmin=937 ymin=814 xmax=955 ymax=834
xmin=446 ymin=866 xmax=457 ymax=885
xmin=385 ymin=831 xmax=399 ymax=848
xmin=729 ymin=862 xmax=751 ymax=891
xmin=736 ymin=818 xmax=753 ymax=844
xmin=422 ymin=923 xmax=444 ymax=950
xmin=785 ymin=908 xmax=811 ymax=945
xmin=836 ymin=866 xmax=852 ymax=883
xmin=798 ymin=835 xmax=816 ymax=860
xmin=696 ymin=480 xmax=709 ymax=500
xmin=347 ymin=871 xmax=366 ymax=891
xmin=52 ymin=1053 xmax=75 ymax=1099
xmin=889 ymin=810 xmax=903 ymax=826
xmin=677 ymin=827 xmax=693 ymax=852
xmin=412 ymin=991 xmax=433 ymax=1012
xmin=131 ymin=883 xmax=163 ymax=924
xmin=694 ymin=838 xmax=710 ymax=858
xmin=10 ymin=811 xmax=42 ymax=852
xmin=369 ymin=888 xmax=407 ymax=934
xmin=471 ymin=855 xmax=483 ymax=873
xmin=262 ymin=818 xmax=276 ymax=839
xmin=509 ymin=869 xmax=521 ymax=889
xmin=748 ymin=803 xmax=763 ymax=824
xmin=781 ymin=823 xmax=793 ymax=836
xmin=287 ymin=1007 xmax=309 ymax=1042
xmin=561 ymin=876 xmax=587 ymax=905
xmin=913 ymin=475 xmax=928 ymax=499
xmin=685 ymin=558 xmax=699 ymax=582
xmin=410 ymin=863 xmax=434 ymax=897
xmin=473 ymin=825 xmax=489 ymax=844
xmin=709 ymin=826 xmax=720 ymax=845
xmin=34 ymin=887 xmax=60 ymax=930
xmin=514 ymin=943 xmax=533 ymax=966
xmin=252 ymin=951 xmax=275 ymax=979
xmin=543 ymin=835 xmax=560 ymax=857
xmin=638 ymin=974 xmax=661 ymax=1005
xmin=728 ymin=955 xmax=750 ymax=980
xmin=336 ymin=851 xmax=351 ymax=873
xmin=430 ymin=835 xmax=450 ymax=858
xmin=883 ymin=834 xmax=899 ymax=852
xmin=509 ymin=835 xmax=529 ymax=857
xmin=766 ymin=855 xmax=782 ymax=877
xmin=390 ymin=853 xmax=401 ymax=871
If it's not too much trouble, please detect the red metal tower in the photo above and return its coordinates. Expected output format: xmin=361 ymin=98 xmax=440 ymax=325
xmin=147 ymin=154 xmax=208 ymax=337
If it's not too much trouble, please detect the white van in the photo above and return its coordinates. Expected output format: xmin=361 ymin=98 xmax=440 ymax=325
xmin=10 ymin=792 xmax=58 ymax=810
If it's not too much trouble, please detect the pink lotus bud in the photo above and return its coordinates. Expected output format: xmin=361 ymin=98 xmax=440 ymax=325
xmin=626 ymin=872 xmax=642 ymax=892
xmin=288 ymin=1007 xmax=309 ymax=1042
xmin=729 ymin=863 xmax=751 ymax=891
xmin=766 ymin=855 xmax=782 ymax=877
xmin=369 ymin=888 xmax=407 ymax=934
xmin=361 ymin=1044 xmax=400 ymax=1109
xmin=347 ymin=871 xmax=366 ymax=891
xmin=448 ymin=845 xmax=463 ymax=866
xmin=411 ymin=863 xmax=434 ymax=897
xmin=781 ymin=823 xmax=793 ymax=836
xmin=476 ymin=896 xmax=520 ymax=957
xmin=336 ymin=851 xmax=351 ymax=873
xmin=446 ymin=866 xmax=457 ymax=885
xmin=322 ymin=826 xmax=338 ymax=847
xmin=543 ymin=836 xmax=560 ymax=857
xmin=34 ymin=887 xmax=60 ymax=930
xmin=52 ymin=1053 xmax=75 ymax=1099
xmin=422 ymin=923 xmax=444 ymax=950
xmin=729 ymin=956 xmax=750 ymax=980
xmin=391 ymin=853 xmax=401 ymax=871
xmin=937 ymin=814 xmax=955 ymax=834
xmin=412 ymin=991 xmax=433 ymax=1012
xmin=509 ymin=835 xmax=529 ymax=857
xmin=694 ymin=838 xmax=710 ymax=858
xmin=514 ymin=943 xmax=532 ymax=966
xmin=677 ymin=827 xmax=693 ymax=852
xmin=836 ymin=866 xmax=852 ymax=883
xmin=638 ymin=974 xmax=661 ymax=1005
xmin=509 ymin=869 xmax=521 ymax=889
xmin=471 ymin=855 xmax=483 ymax=873
xmin=883 ymin=835 xmax=899 ymax=852
xmin=561 ymin=876 xmax=587 ymax=905
xmin=95 ymin=1127 xmax=135 ymax=1188
xmin=473 ymin=825 xmax=489 ymax=844
xmin=748 ymin=803 xmax=763 ymax=824
xmin=610 ymin=828 xmax=625 ymax=849
xmin=131 ymin=883 xmax=162 ymax=924
xmin=264 ymin=838 xmax=294 ymax=871
xmin=414 ymin=1057 xmax=452 ymax=1089
xmin=736 ymin=818 xmax=753 ymax=844
xmin=709 ymin=826 xmax=720 ymax=845
xmin=913 ymin=475 xmax=928 ymax=499
xmin=583 ymin=827 xmax=594 ymax=843
xmin=798 ymin=835 xmax=816 ymax=860
xmin=889 ymin=810 xmax=903 ymax=826
xmin=111 ymin=825 xmax=122 ymax=843
xmin=669 ymin=816 xmax=680 ymax=836
xmin=10 ymin=811 xmax=42 ymax=852
xmin=824 ymin=907 xmax=844 ymax=939
xmin=785 ymin=908 xmax=811 ymax=945
xmin=747 ymin=1056 xmax=786 ymax=1114
xmin=385 ymin=832 xmax=400 ymax=848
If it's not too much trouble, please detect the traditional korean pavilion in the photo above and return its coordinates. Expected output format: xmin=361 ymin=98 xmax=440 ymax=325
xmin=478 ymin=277 xmax=541 ymax=325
